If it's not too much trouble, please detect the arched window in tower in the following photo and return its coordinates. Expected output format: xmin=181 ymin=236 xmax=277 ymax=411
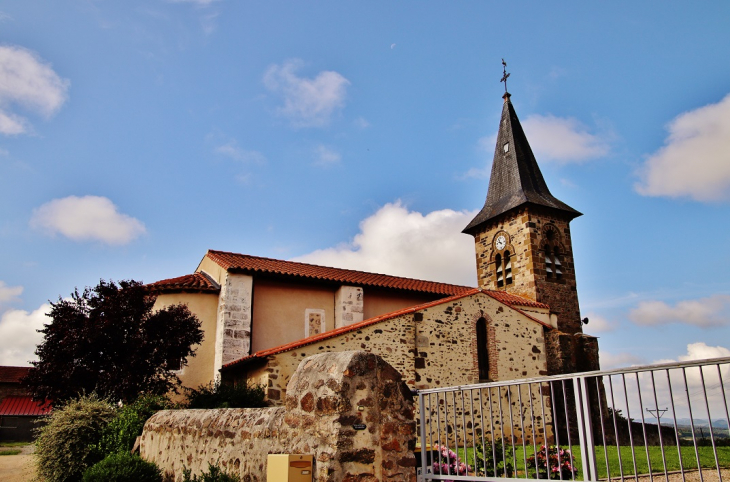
xmin=545 ymin=246 xmax=553 ymax=279
xmin=495 ymin=253 xmax=503 ymax=288
xmin=504 ymin=251 xmax=512 ymax=285
xmin=476 ymin=317 xmax=489 ymax=381
xmin=553 ymin=247 xmax=562 ymax=280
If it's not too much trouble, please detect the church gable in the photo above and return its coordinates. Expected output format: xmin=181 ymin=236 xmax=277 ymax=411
xmin=221 ymin=290 xmax=550 ymax=404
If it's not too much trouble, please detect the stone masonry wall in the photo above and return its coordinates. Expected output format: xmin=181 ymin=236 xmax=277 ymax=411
xmin=141 ymin=351 xmax=417 ymax=482
xmin=473 ymin=206 xmax=583 ymax=335
xmin=233 ymin=292 xmax=551 ymax=445
xmin=214 ymin=273 xmax=253 ymax=375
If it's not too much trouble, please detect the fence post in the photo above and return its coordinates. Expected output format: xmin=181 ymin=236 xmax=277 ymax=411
xmin=418 ymin=393 xmax=429 ymax=481
xmin=574 ymin=377 xmax=598 ymax=481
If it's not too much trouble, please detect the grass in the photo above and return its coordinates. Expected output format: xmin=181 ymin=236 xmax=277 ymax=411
xmin=0 ymin=441 xmax=28 ymax=447
xmin=452 ymin=444 xmax=730 ymax=479
xmin=0 ymin=449 xmax=22 ymax=456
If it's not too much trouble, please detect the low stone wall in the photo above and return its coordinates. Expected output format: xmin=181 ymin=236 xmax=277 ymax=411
xmin=140 ymin=351 xmax=417 ymax=481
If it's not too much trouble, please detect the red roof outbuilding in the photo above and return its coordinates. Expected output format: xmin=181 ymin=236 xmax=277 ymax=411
xmin=0 ymin=396 xmax=52 ymax=416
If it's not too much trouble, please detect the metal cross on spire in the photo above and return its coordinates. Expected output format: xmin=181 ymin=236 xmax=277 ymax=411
xmin=500 ymin=58 xmax=510 ymax=93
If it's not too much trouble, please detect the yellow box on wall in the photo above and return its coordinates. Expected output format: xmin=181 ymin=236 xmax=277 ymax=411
xmin=266 ymin=454 xmax=313 ymax=482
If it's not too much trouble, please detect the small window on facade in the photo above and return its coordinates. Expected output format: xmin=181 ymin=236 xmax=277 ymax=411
xmin=495 ymin=253 xmax=503 ymax=288
xmin=476 ymin=317 xmax=489 ymax=381
xmin=503 ymin=143 xmax=510 ymax=153
xmin=167 ymin=357 xmax=183 ymax=372
xmin=504 ymin=251 xmax=512 ymax=285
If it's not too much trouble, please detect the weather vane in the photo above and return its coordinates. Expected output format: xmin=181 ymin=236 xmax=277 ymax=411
xmin=500 ymin=58 xmax=510 ymax=93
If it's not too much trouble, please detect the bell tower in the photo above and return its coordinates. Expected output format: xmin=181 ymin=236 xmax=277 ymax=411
xmin=463 ymin=91 xmax=584 ymax=335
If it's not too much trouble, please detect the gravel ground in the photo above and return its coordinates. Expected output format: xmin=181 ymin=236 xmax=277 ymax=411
xmin=606 ymin=468 xmax=730 ymax=482
xmin=0 ymin=445 xmax=36 ymax=482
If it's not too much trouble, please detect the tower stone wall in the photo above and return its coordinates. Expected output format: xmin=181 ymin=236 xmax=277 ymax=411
xmin=473 ymin=205 xmax=582 ymax=335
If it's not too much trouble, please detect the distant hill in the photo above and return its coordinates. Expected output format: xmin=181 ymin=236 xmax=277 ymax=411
xmin=642 ymin=417 xmax=729 ymax=429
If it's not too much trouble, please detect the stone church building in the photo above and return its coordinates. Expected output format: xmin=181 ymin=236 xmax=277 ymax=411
xmin=149 ymin=91 xmax=600 ymax=402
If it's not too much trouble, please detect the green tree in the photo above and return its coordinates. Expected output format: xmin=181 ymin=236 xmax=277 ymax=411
xmin=25 ymin=279 xmax=203 ymax=402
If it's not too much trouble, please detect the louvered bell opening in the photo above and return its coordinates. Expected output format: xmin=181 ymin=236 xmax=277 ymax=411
xmin=505 ymin=259 xmax=512 ymax=270
xmin=555 ymin=266 xmax=562 ymax=275
xmin=546 ymin=265 xmax=553 ymax=274
xmin=554 ymin=257 xmax=562 ymax=267
xmin=497 ymin=273 xmax=504 ymax=282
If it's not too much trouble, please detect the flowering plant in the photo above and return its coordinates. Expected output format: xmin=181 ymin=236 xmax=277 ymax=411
xmin=526 ymin=445 xmax=577 ymax=479
xmin=431 ymin=444 xmax=471 ymax=481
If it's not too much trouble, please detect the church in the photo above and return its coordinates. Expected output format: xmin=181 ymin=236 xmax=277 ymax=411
xmin=148 ymin=90 xmax=600 ymax=402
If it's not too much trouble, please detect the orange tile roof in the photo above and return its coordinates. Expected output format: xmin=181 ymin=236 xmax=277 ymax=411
xmin=0 ymin=396 xmax=52 ymax=416
xmin=0 ymin=366 xmax=31 ymax=384
xmin=222 ymin=289 xmax=551 ymax=371
xmin=204 ymin=250 xmax=474 ymax=296
xmin=486 ymin=290 xmax=549 ymax=309
xmin=147 ymin=272 xmax=220 ymax=293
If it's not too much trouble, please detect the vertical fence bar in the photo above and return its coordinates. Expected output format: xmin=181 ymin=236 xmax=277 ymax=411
xmin=634 ymin=372 xmax=654 ymax=482
xmin=498 ymin=386 xmax=507 ymax=476
xmin=528 ymin=382 xmax=539 ymax=480
xmin=488 ymin=387 xmax=497 ymax=476
xmin=427 ymin=393 xmax=435 ymax=482
xmin=507 ymin=386 xmax=517 ymax=474
xmin=435 ymin=392 xmax=444 ymax=478
xmin=683 ymin=367 xmax=704 ymax=482
xmin=451 ymin=390 xmax=458 ymax=477
xmin=562 ymin=379 xmax=575 ymax=481
xmin=478 ymin=388 xmax=487 ymax=477
xmin=698 ymin=365 xmax=722 ymax=482
xmin=621 ymin=373 xmax=639 ymax=482
xmin=717 ymin=363 xmax=730 ymax=441
xmin=607 ymin=375 xmax=624 ymax=482
xmin=665 ymin=368 xmax=685 ymax=480
xmin=419 ymin=393 xmax=428 ymax=481
xmin=648 ymin=370 xmax=668 ymax=480
xmin=596 ymin=376 xmax=611 ymax=482
xmin=459 ymin=389 xmax=468 ymax=476
xmin=518 ymin=384 xmax=528 ymax=478
xmin=469 ymin=389 xmax=477 ymax=477
xmin=539 ymin=381 xmax=551 ymax=481
xmin=576 ymin=377 xmax=598 ymax=481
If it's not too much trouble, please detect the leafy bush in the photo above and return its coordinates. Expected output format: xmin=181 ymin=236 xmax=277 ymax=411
xmin=95 ymin=394 xmax=172 ymax=457
xmin=474 ymin=439 xmax=514 ymax=477
xmin=35 ymin=394 xmax=116 ymax=482
xmin=83 ymin=452 xmax=162 ymax=482
xmin=526 ymin=444 xmax=577 ymax=479
xmin=182 ymin=463 xmax=241 ymax=482
xmin=185 ymin=382 xmax=266 ymax=409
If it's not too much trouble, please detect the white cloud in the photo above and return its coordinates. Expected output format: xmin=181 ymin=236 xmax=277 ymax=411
xmin=583 ymin=312 xmax=615 ymax=333
xmin=214 ymin=139 xmax=266 ymax=164
xmin=263 ymin=59 xmax=350 ymax=128
xmin=353 ymin=117 xmax=370 ymax=129
xmin=628 ymin=294 xmax=730 ymax=328
xmin=30 ymin=195 xmax=146 ymax=245
xmin=676 ymin=342 xmax=730 ymax=362
xmin=635 ymin=93 xmax=730 ymax=202
xmin=0 ymin=45 xmax=69 ymax=135
xmin=521 ymin=114 xmax=610 ymax=164
xmin=293 ymin=201 xmax=477 ymax=286
xmin=0 ymin=303 xmax=50 ymax=366
xmin=0 ymin=281 xmax=23 ymax=305
xmin=599 ymin=351 xmax=644 ymax=370
xmin=313 ymin=145 xmax=341 ymax=167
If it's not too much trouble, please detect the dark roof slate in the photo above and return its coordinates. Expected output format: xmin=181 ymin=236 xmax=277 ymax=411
xmin=463 ymin=93 xmax=581 ymax=234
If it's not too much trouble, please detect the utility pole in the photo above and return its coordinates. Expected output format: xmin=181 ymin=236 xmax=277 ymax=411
xmin=646 ymin=407 xmax=668 ymax=425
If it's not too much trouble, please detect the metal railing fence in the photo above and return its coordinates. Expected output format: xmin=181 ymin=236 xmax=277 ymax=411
xmin=417 ymin=357 xmax=730 ymax=482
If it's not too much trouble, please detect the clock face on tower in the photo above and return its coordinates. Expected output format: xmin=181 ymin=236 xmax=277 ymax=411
xmin=495 ymin=235 xmax=506 ymax=251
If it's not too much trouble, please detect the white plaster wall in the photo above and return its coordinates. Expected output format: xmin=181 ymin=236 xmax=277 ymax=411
xmin=335 ymin=285 xmax=364 ymax=329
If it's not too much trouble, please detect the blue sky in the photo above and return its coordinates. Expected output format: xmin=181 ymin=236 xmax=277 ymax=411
xmin=1 ymin=1 xmax=730 ymax=369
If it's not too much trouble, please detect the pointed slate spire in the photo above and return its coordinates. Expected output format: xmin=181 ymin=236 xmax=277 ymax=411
xmin=463 ymin=93 xmax=581 ymax=234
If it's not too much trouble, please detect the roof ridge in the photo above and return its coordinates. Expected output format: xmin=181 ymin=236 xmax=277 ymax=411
xmin=205 ymin=249 xmax=474 ymax=291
